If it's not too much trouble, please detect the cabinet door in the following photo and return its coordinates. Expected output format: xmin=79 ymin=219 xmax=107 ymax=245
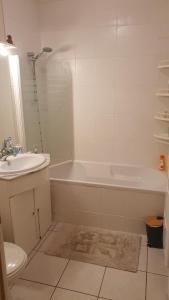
xmin=10 ymin=190 xmax=38 ymax=254
xmin=35 ymin=181 xmax=51 ymax=238
xmin=0 ymin=0 xmax=5 ymax=41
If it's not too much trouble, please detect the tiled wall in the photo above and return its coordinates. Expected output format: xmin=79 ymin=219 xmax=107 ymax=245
xmin=40 ymin=0 xmax=169 ymax=167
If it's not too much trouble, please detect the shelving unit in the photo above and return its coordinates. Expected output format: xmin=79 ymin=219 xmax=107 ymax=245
xmin=154 ymin=62 xmax=169 ymax=144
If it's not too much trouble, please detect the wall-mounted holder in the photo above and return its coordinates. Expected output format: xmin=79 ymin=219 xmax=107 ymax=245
xmin=156 ymin=90 xmax=169 ymax=97
xmin=154 ymin=133 xmax=169 ymax=144
xmin=158 ymin=61 xmax=169 ymax=69
xmin=154 ymin=112 xmax=169 ymax=122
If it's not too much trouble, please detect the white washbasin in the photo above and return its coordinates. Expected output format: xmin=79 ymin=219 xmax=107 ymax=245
xmin=0 ymin=153 xmax=46 ymax=175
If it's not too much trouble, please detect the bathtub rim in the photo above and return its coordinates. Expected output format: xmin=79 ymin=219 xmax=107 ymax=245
xmin=50 ymin=159 xmax=168 ymax=173
xmin=49 ymin=160 xmax=167 ymax=194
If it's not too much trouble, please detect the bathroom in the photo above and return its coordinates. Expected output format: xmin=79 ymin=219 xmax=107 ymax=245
xmin=0 ymin=0 xmax=169 ymax=299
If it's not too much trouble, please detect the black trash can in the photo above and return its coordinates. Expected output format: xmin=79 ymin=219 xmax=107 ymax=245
xmin=145 ymin=216 xmax=163 ymax=249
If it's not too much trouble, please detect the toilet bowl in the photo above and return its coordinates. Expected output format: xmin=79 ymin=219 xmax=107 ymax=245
xmin=4 ymin=242 xmax=28 ymax=286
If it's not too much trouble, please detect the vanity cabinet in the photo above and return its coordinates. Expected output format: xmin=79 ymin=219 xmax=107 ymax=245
xmin=0 ymin=0 xmax=5 ymax=41
xmin=0 ymin=167 xmax=51 ymax=254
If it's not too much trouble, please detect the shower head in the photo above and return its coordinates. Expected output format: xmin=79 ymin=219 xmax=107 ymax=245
xmin=27 ymin=47 xmax=53 ymax=61
xmin=34 ymin=47 xmax=52 ymax=60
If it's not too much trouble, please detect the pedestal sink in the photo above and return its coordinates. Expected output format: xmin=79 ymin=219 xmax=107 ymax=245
xmin=0 ymin=153 xmax=46 ymax=175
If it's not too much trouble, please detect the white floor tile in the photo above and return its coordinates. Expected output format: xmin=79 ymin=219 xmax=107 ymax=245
xmin=21 ymin=252 xmax=68 ymax=286
xmin=100 ymin=268 xmax=146 ymax=300
xmin=138 ymin=247 xmax=147 ymax=272
xmin=141 ymin=235 xmax=147 ymax=247
xmin=51 ymin=288 xmax=97 ymax=300
xmin=148 ymin=248 xmax=168 ymax=276
xmin=58 ymin=260 xmax=105 ymax=296
xmin=11 ymin=279 xmax=54 ymax=300
xmin=146 ymin=273 xmax=168 ymax=300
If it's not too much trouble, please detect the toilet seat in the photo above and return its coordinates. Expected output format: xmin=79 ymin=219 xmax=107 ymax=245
xmin=4 ymin=242 xmax=27 ymax=279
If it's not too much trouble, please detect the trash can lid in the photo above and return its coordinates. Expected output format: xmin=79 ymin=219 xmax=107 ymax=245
xmin=145 ymin=216 xmax=163 ymax=227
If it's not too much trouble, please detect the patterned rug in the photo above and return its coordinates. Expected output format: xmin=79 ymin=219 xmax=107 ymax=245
xmin=45 ymin=223 xmax=141 ymax=272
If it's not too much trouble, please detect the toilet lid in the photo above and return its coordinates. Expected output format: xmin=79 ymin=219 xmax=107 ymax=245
xmin=4 ymin=242 xmax=27 ymax=276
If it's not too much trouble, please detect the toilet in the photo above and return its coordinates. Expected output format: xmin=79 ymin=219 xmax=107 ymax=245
xmin=4 ymin=242 xmax=27 ymax=286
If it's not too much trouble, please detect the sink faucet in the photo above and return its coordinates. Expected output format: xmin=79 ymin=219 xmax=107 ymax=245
xmin=0 ymin=137 xmax=23 ymax=161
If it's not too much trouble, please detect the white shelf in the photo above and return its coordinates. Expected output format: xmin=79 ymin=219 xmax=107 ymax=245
xmin=154 ymin=139 xmax=169 ymax=145
xmin=155 ymin=116 xmax=169 ymax=122
xmin=154 ymin=133 xmax=169 ymax=144
xmin=156 ymin=90 xmax=169 ymax=97
xmin=154 ymin=112 xmax=169 ymax=122
xmin=158 ymin=61 xmax=169 ymax=69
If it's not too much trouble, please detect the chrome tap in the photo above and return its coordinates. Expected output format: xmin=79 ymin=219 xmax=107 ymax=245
xmin=0 ymin=137 xmax=23 ymax=161
xmin=3 ymin=137 xmax=13 ymax=149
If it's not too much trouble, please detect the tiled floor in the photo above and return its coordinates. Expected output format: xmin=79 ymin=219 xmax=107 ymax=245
xmin=11 ymin=223 xmax=169 ymax=300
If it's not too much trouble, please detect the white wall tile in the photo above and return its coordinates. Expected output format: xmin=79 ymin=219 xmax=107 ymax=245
xmin=39 ymin=1 xmax=169 ymax=166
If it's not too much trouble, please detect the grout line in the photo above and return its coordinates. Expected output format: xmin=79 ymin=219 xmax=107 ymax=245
xmin=49 ymin=259 xmax=70 ymax=300
xmin=56 ymin=259 xmax=70 ymax=287
xmin=16 ymin=278 xmax=116 ymax=300
xmin=106 ymin=267 xmax=147 ymax=274
xmin=49 ymin=286 xmax=57 ymax=299
xmin=138 ymin=270 xmax=147 ymax=274
xmin=18 ymin=278 xmax=56 ymax=288
xmin=57 ymin=286 xmax=100 ymax=298
xmin=146 ymin=271 xmax=169 ymax=277
xmin=145 ymin=247 xmax=148 ymax=300
xmin=33 ymin=230 xmax=52 ymax=252
xmin=98 ymin=267 xmax=107 ymax=299
xmin=25 ymin=251 xmax=37 ymax=267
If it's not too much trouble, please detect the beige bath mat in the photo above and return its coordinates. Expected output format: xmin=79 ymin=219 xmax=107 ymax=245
xmin=45 ymin=223 xmax=141 ymax=272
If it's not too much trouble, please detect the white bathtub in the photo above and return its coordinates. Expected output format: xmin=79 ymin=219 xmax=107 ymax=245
xmin=50 ymin=161 xmax=167 ymax=234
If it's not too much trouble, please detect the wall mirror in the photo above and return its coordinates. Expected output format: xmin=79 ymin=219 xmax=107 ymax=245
xmin=0 ymin=55 xmax=17 ymax=142
xmin=0 ymin=52 xmax=25 ymax=150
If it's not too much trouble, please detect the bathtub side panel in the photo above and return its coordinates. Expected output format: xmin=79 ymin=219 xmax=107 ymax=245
xmin=51 ymin=181 xmax=164 ymax=234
